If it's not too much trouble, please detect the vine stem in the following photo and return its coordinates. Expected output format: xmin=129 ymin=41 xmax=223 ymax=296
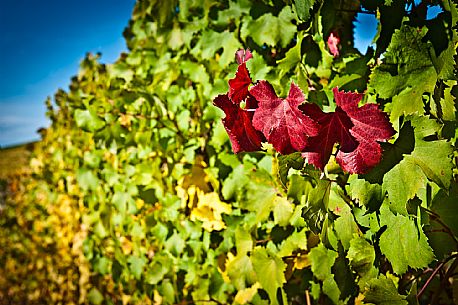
xmin=417 ymin=253 xmax=458 ymax=299
xmin=422 ymin=207 xmax=458 ymax=247
xmin=417 ymin=261 xmax=444 ymax=299
xmin=256 ymin=237 xmax=272 ymax=245
xmin=431 ymin=256 xmax=458 ymax=304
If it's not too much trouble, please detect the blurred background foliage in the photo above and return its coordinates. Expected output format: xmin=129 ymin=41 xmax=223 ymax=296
xmin=1 ymin=0 xmax=457 ymax=304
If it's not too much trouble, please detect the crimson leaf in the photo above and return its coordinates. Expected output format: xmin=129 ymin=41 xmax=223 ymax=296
xmin=213 ymin=94 xmax=265 ymax=153
xmin=300 ymin=104 xmax=357 ymax=170
xmin=327 ymin=32 xmax=340 ymax=57
xmin=228 ymin=62 xmax=252 ymax=104
xmin=302 ymin=88 xmax=395 ymax=174
xmin=251 ymin=81 xmax=319 ymax=155
xmin=235 ymin=48 xmax=253 ymax=65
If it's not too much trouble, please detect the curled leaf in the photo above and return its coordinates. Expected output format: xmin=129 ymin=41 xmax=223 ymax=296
xmin=235 ymin=48 xmax=253 ymax=65
xmin=228 ymin=63 xmax=252 ymax=104
xmin=213 ymin=94 xmax=265 ymax=153
xmin=327 ymin=32 xmax=340 ymax=57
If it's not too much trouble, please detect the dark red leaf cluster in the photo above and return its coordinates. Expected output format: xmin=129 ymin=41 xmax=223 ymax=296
xmin=301 ymin=88 xmax=395 ymax=174
xmin=213 ymin=49 xmax=264 ymax=153
xmin=213 ymin=49 xmax=395 ymax=174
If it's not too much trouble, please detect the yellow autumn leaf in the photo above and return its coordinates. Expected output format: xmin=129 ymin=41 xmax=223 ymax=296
xmin=176 ymin=156 xmax=210 ymax=208
xmin=218 ymin=252 xmax=235 ymax=283
xmin=354 ymin=293 xmax=365 ymax=305
xmin=234 ymin=282 xmax=261 ymax=304
xmin=190 ymin=190 xmax=232 ymax=232
xmin=294 ymin=253 xmax=311 ymax=270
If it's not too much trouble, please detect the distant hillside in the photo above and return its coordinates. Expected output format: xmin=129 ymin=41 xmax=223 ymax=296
xmin=0 ymin=142 xmax=37 ymax=179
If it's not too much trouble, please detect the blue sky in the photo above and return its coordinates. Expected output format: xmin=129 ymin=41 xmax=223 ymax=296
xmin=0 ymin=0 xmax=135 ymax=147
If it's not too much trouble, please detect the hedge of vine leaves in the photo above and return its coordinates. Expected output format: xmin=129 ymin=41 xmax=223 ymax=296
xmin=1 ymin=0 xmax=458 ymax=304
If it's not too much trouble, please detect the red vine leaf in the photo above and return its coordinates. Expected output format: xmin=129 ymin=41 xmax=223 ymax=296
xmin=336 ymin=138 xmax=383 ymax=174
xmin=235 ymin=48 xmax=253 ymax=65
xmin=300 ymin=104 xmax=357 ymax=170
xmin=228 ymin=62 xmax=252 ymax=104
xmin=333 ymin=88 xmax=396 ymax=173
xmin=327 ymin=32 xmax=340 ymax=57
xmin=251 ymin=81 xmax=319 ymax=155
xmin=213 ymin=94 xmax=265 ymax=153
xmin=301 ymin=87 xmax=395 ymax=174
xmin=333 ymin=88 xmax=395 ymax=143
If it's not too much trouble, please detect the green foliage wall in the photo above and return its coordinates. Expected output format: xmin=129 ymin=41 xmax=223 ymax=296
xmin=1 ymin=0 xmax=458 ymax=304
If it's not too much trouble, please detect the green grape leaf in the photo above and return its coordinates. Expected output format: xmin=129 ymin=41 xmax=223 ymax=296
xmin=302 ymin=173 xmax=331 ymax=234
xmin=146 ymin=260 xmax=169 ymax=285
xmin=322 ymin=277 xmax=340 ymax=304
xmin=167 ymin=26 xmax=185 ymax=50
xmin=347 ymin=236 xmax=376 ymax=277
xmin=363 ymin=275 xmax=408 ymax=305
xmin=369 ymin=25 xmax=438 ymax=120
xmin=443 ymin=0 xmax=458 ymax=27
xmin=240 ymin=169 xmax=278 ymax=223
xmin=382 ymin=116 xmax=453 ymax=214
xmin=277 ymin=228 xmax=308 ymax=257
xmin=408 ymin=116 xmax=453 ymax=188
xmin=222 ymin=163 xmax=252 ymax=201
xmin=76 ymin=168 xmax=99 ymax=191
xmin=278 ymin=152 xmax=305 ymax=186
xmin=191 ymin=30 xmax=240 ymax=67
xmin=165 ymin=231 xmax=185 ymax=256
xmin=378 ymin=204 xmax=434 ymax=275
xmin=434 ymin=40 xmax=457 ymax=80
xmin=108 ymin=62 xmax=134 ymax=83
xmin=346 ymin=175 xmax=383 ymax=210
xmin=127 ymin=255 xmax=147 ymax=280
xmin=215 ymin=0 xmax=248 ymax=27
xmin=277 ymin=38 xmax=301 ymax=79
xmin=406 ymin=138 xmax=453 ymax=189
xmin=251 ymin=247 xmax=287 ymax=305
xmin=287 ymin=173 xmax=313 ymax=204
xmin=273 ymin=197 xmax=294 ymax=227
xmin=180 ymin=60 xmax=210 ymax=84
xmin=433 ymin=80 xmax=457 ymax=121
xmin=310 ymin=281 xmax=321 ymax=300
xmin=75 ymin=109 xmax=105 ymax=132
xmin=309 ymin=243 xmax=340 ymax=302
xmin=245 ymin=50 xmax=271 ymax=81
xmin=382 ymin=157 xmax=426 ymax=215
xmin=93 ymin=256 xmax=110 ymax=275
xmin=294 ymin=0 xmax=315 ymax=21
xmin=329 ymin=187 xmax=359 ymax=250
xmin=242 ymin=7 xmax=296 ymax=48
xmin=159 ymin=279 xmax=176 ymax=304
xmin=226 ymin=254 xmax=257 ymax=290
xmin=236 ymin=227 xmax=253 ymax=255
xmin=309 ymin=243 xmax=337 ymax=281
xmin=88 ymin=287 xmax=104 ymax=305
